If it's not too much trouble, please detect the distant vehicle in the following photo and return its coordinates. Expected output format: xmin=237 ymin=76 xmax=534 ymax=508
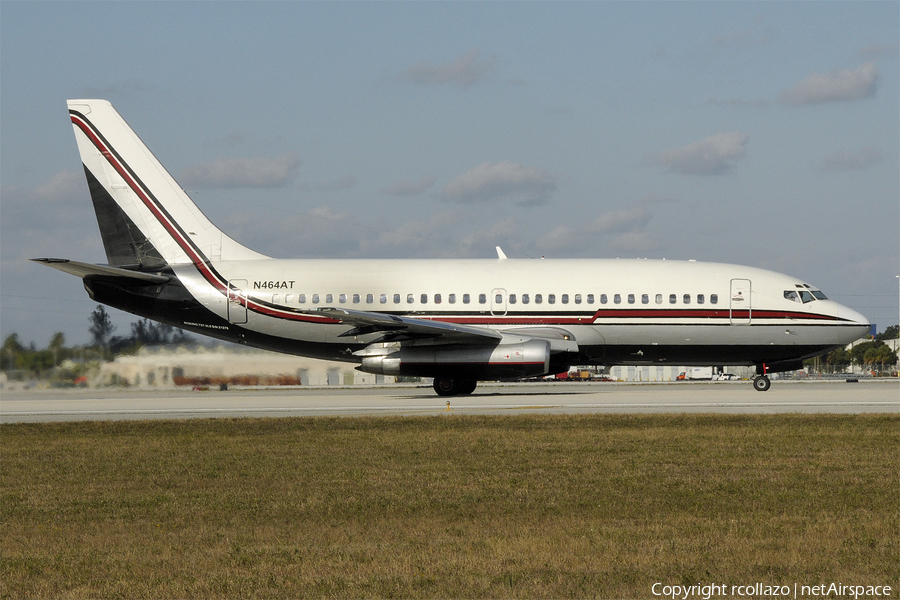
xmin=718 ymin=373 xmax=739 ymax=381
xmin=34 ymin=99 xmax=871 ymax=396
xmin=677 ymin=367 xmax=715 ymax=380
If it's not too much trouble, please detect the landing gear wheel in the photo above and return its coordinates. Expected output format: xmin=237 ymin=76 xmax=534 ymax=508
xmin=433 ymin=377 xmax=458 ymax=396
xmin=458 ymin=379 xmax=477 ymax=395
xmin=753 ymin=375 xmax=771 ymax=392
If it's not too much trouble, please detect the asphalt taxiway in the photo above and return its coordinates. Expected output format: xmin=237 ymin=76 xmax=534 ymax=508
xmin=1 ymin=379 xmax=897 ymax=423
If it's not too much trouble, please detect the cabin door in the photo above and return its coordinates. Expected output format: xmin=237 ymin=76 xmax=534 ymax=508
xmin=227 ymin=279 xmax=248 ymax=324
xmin=730 ymin=279 xmax=751 ymax=325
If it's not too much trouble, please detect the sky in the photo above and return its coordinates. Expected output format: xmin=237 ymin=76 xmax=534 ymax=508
xmin=1 ymin=1 xmax=898 ymax=347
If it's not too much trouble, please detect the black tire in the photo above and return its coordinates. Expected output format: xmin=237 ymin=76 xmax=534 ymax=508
xmin=433 ymin=377 xmax=458 ymax=396
xmin=753 ymin=375 xmax=771 ymax=392
xmin=458 ymin=379 xmax=477 ymax=395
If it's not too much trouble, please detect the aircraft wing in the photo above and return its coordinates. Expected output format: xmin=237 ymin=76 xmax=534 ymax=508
xmin=306 ymin=307 xmax=504 ymax=343
xmin=31 ymin=258 xmax=170 ymax=285
xmin=305 ymin=307 xmax=579 ymax=353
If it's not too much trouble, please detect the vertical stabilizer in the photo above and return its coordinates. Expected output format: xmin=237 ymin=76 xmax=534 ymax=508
xmin=67 ymin=99 xmax=268 ymax=267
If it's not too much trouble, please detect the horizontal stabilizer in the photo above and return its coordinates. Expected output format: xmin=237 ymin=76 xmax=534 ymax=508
xmin=30 ymin=258 xmax=170 ymax=285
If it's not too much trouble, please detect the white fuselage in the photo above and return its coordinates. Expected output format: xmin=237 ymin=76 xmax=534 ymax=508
xmin=171 ymin=256 xmax=869 ymax=368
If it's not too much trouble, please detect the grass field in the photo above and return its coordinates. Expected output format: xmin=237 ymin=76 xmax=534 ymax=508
xmin=1 ymin=414 xmax=897 ymax=599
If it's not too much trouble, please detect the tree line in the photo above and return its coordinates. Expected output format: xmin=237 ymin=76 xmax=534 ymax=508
xmin=3 ymin=308 xmax=898 ymax=379
xmin=2 ymin=305 xmax=195 ymax=379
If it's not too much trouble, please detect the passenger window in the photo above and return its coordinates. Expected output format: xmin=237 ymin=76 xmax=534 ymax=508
xmin=366 ymin=294 xmax=374 ymax=304
xmin=299 ymin=294 xmax=307 ymax=304
xmin=352 ymin=294 xmax=360 ymax=304
xmin=669 ymin=294 xmax=677 ymax=304
xmin=600 ymin=294 xmax=607 ymax=304
xmin=434 ymin=294 xmax=441 ymax=304
xmin=628 ymin=294 xmax=635 ymax=304
xmin=587 ymin=294 xmax=594 ymax=304
xmin=697 ymin=294 xmax=704 ymax=305
xmin=449 ymin=294 xmax=456 ymax=304
xmin=535 ymin=294 xmax=543 ymax=304
xmin=273 ymin=294 xmax=279 ymax=304
xmin=561 ymin=294 xmax=569 ymax=304
xmin=339 ymin=294 xmax=347 ymax=304
xmin=509 ymin=294 xmax=516 ymax=304
xmin=479 ymin=294 xmax=487 ymax=304
xmin=326 ymin=294 xmax=333 ymax=303
xmin=312 ymin=294 xmax=320 ymax=304
xmin=522 ymin=294 xmax=530 ymax=304
xmin=641 ymin=294 xmax=649 ymax=305
xmin=683 ymin=294 xmax=690 ymax=304
xmin=407 ymin=294 xmax=414 ymax=304
xmin=286 ymin=294 xmax=294 ymax=304
xmin=495 ymin=294 xmax=503 ymax=304
xmin=421 ymin=294 xmax=428 ymax=304
xmin=655 ymin=294 xmax=662 ymax=304
xmin=380 ymin=294 xmax=387 ymax=304
xmin=463 ymin=294 xmax=470 ymax=304
xmin=548 ymin=294 xmax=555 ymax=304
xmin=711 ymin=294 xmax=718 ymax=304
xmin=575 ymin=294 xmax=582 ymax=304
xmin=393 ymin=294 xmax=401 ymax=304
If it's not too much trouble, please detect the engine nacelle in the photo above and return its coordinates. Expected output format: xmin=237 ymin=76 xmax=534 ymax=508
xmin=358 ymin=339 xmax=551 ymax=380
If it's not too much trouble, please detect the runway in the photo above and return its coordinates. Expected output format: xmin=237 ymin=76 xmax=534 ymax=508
xmin=1 ymin=379 xmax=897 ymax=423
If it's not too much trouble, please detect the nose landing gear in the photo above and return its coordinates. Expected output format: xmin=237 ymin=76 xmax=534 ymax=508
xmin=752 ymin=375 xmax=771 ymax=392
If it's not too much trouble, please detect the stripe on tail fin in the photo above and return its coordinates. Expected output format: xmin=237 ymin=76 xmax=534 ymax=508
xmin=68 ymin=99 xmax=268 ymax=266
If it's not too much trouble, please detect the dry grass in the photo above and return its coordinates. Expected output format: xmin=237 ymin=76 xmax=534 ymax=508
xmin=1 ymin=414 xmax=897 ymax=599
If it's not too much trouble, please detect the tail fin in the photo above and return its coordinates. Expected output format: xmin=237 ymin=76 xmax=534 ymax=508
xmin=67 ymin=99 xmax=268 ymax=267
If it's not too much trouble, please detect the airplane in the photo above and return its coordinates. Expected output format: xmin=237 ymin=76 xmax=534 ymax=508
xmin=33 ymin=99 xmax=871 ymax=396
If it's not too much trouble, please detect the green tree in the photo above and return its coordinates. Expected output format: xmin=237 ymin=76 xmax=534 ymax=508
xmin=88 ymin=305 xmax=115 ymax=356
xmin=2 ymin=334 xmax=26 ymax=371
xmin=875 ymin=324 xmax=898 ymax=341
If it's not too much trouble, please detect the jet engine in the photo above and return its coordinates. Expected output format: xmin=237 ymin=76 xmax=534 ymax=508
xmin=356 ymin=339 xmax=551 ymax=380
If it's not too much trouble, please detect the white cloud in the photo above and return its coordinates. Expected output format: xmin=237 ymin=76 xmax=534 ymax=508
xmin=440 ymin=161 xmax=557 ymax=205
xmin=0 ymin=170 xmax=102 ymax=265
xmin=646 ymin=132 xmax=749 ymax=176
xmin=779 ymin=62 xmax=878 ymax=105
xmin=382 ymin=175 xmax=437 ymax=196
xmin=397 ymin=50 xmax=495 ymax=87
xmin=31 ymin=170 xmax=85 ymax=203
xmin=610 ymin=231 xmax=661 ymax=253
xmin=592 ymin=207 xmax=652 ymax=234
xmin=535 ymin=207 xmax=657 ymax=253
xmin=178 ymin=153 xmax=300 ymax=188
xmin=856 ymin=43 xmax=899 ymax=60
xmin=820 ymin=146 xmax=884 ymax=172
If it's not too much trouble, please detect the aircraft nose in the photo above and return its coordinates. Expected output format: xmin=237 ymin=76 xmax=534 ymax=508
xmin=836 ymin=304 xmax=871 ymax=336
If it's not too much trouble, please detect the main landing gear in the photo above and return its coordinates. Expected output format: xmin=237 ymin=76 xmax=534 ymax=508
xmin=433 ymin=377 xmax=478 ymax=396
xmin=752 ymin=375 xmax=771 ymax=392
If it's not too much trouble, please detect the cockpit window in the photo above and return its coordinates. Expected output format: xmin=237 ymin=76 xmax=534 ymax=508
xmin=799 ymin=290 xmax=814 ymax=303
xmin=811 ymin=290 xmax=828 ymax=300
xmin=784 ymin=290 xmax=800 ymax=303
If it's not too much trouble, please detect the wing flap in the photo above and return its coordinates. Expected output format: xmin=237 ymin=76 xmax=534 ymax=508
xmin=307 ymin=307 xmax=503 ymax=343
